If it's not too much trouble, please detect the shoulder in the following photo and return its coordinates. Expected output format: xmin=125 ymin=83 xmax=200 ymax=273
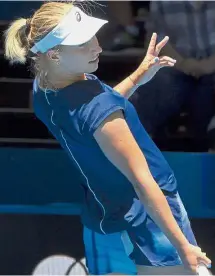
xmin=56 ymin=76 xmax=126 ymax=113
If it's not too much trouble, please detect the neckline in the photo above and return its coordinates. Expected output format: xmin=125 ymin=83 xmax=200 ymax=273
xmin=37 ymin=73 xmax=98 ymax=94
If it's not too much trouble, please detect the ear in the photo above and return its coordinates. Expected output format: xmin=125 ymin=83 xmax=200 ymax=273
xmin=46 ymin=50 xmax=60 ymax=63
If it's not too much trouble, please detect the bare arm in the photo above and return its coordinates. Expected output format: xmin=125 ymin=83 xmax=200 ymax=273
xmin=113 ymin=65 xmax=148 ymax=99
xmin=93 ymin=110 xmax=189 ymax=250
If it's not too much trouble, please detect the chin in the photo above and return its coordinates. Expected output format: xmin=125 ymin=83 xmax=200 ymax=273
xmin=87 ymin=64 xmax=99 ymax=73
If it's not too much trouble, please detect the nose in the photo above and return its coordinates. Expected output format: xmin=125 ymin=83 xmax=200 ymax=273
xmin=91 ymin=36 xmax=102 ymax=54
xmin=96 ymin=44 xmax=102 ymax=54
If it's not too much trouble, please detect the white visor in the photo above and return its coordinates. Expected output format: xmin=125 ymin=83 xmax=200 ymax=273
xmin=30 ymin=6 xmax=108 ymax=54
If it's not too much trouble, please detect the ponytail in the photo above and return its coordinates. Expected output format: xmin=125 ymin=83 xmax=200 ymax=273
xmin=4 ymin=18 xmax=29 ymax=64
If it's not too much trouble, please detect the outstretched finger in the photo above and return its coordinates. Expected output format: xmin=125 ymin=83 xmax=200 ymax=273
xmin=155 ymin=36 xmax=169 ymax=55
xmin=146 ymin=33 xmax=157 ymax=55
xmin=159 ymin=56 xmax=176 ymax=64
xmin=159 ymin=61 xmax=175 ymax=67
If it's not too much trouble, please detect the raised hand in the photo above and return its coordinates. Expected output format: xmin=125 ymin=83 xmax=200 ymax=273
xmin=136 ymin=33 xmax=176 ymax=85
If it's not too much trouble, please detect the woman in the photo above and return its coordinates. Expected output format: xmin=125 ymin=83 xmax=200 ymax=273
xmin=4 ymin=2 xmax=211 ymax=275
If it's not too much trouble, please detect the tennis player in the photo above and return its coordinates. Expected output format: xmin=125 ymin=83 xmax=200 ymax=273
xmin=4 ymin=2 xmax=211 ymax=275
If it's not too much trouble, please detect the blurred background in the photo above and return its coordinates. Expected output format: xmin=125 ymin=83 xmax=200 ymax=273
xmin=0 ymin=1 xmax=215 ymax=275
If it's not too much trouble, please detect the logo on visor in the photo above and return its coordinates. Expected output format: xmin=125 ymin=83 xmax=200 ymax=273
xmin=75 ymin=12 xmax=81 ymax=22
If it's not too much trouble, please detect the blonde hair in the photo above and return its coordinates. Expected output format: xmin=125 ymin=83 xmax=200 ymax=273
xmin=4 ymin=2 xmax=74 ymax=65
